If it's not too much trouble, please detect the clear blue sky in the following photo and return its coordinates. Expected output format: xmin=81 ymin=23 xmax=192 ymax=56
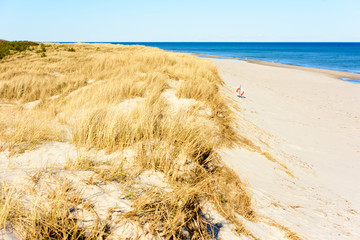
xmin=1 ymin=0 xmax=359 ymax=42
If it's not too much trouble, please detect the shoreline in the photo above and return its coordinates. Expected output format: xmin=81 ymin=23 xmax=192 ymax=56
xmin=193 ymin=53 xmax=360 ymax=82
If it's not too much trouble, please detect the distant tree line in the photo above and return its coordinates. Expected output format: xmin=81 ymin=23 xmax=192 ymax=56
xmin=0 ymin=40 xmax=39 ymax=59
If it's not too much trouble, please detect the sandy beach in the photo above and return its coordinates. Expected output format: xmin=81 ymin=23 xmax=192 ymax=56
xmin=213 ymin=58 xmax=360 ymax=239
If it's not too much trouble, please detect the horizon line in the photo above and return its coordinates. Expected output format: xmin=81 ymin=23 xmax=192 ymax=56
xmin=2 ymin=39 xmax=360 ymax=43
xmin=53 ymin=41 xmax=360 ymax=43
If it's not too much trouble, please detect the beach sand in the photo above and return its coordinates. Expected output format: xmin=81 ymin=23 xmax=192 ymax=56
xmin=213 ymin=58 xmax=360 ymax=239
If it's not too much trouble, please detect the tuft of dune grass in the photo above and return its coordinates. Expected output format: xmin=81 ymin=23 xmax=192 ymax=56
xmin=0 ymin=108 xmax=64 ymax=154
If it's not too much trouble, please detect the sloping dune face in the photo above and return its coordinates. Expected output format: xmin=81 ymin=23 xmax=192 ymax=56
xmin=0 ymin=43 xmax=260 ymax=239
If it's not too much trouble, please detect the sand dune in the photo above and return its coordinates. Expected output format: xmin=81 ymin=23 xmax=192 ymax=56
xmin=0 ymin=44 xmax=253 ymax=239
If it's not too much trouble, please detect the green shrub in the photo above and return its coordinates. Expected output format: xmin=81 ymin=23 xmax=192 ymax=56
xmin=40 ymin=52 xmax=47 ymax=58
xmin=67 ymin=47 xmax=76 ymax=52
xmin=0 ymin=41 xmax=38 ymax=59
xmin=40 ymin=43 xmax=46 ymax=52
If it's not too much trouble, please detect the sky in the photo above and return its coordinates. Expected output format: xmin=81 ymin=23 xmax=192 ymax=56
xmin=0 ymin=0 xmax=359 ymax=42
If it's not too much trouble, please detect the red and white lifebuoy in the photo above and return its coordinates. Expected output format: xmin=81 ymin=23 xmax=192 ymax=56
xmin=236 ymin=87 xmax=245 ymax=96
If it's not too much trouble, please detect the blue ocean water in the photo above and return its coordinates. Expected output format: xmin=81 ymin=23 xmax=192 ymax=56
xmin=104 ymin=42 xmax=360 ymax=74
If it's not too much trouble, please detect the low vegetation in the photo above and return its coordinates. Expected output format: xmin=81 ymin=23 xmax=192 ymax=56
xmin=0 ymin=40 xmax=38 ymax=59
xmin=0 ymin=43 xmax=257 ymax=239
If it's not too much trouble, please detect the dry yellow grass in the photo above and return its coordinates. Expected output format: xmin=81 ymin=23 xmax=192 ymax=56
xmin=0 ymin=108 xmax=64 ymax=155
xmin=262 ymin=152 xmax=294 ymax=177
xmin=0 ymin=43 xmax=255 ymax=239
